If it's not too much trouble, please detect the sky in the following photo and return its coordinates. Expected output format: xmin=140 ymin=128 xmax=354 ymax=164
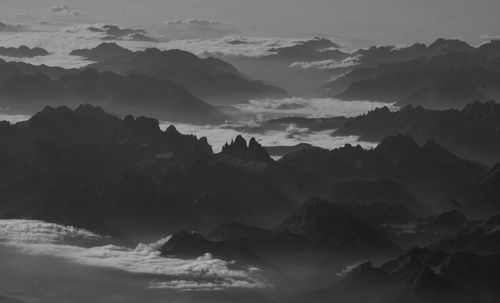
xmin=1 ymin=0 xmax=500 ymax=46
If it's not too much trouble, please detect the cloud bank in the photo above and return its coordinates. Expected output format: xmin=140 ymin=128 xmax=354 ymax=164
xmin=235 ymin=97 xmax=397 ymax=119
xmin=0 ymin=219 xmax=267 ymax=291
xmin=290 ymin=56 xmax=360 ymax=70
xmin=157 ymin=98 xmax=392 ymax=152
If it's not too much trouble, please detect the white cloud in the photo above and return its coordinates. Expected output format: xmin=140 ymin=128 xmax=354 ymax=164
xmin=290 ymin=56 xmax=360 ymax=70
xmin=480 ymin=33 xmax=500 ymax=41
xmin=164 ymin=19 xmax=225 ymax=26
xmin=0 ymin=219 xmax=101 ymax=245
xmin=0 ymin=112 xmax=30 ymax=124
xmin=156 ymin=35 xmax=306 ymax=58
xmin=336 ymin=262 xmax=364 ymax=277
xmin=0 ymin=219 xmax=267 ymax=291
xmin=49 ymin=5 xmax=86 ymax=17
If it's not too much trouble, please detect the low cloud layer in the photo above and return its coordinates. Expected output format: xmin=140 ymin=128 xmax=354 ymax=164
xmin=290 ymin=56 xmax=360 ymax=70
xmin=165 ymin=19 xmax=224 ymax=26
xmin=157 ymin=98 xmax=392 ymax=152
xmin=480 ymin=33 xmax=500 ymax=41
xmin=236 ymin=97 xmax=397 ymax=119
xmin=158 ymin=35 xmax=305 ymax=57
xmin=0 ymin=219 xmax=266 ymax=291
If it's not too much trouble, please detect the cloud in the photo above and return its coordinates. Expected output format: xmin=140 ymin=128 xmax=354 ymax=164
xmin=156 ymin=36 xmax=305 ymax=58
xmin=49 ymin=5 xmax=86 ymax=17
xmin=162 ymin=18 xmax=239 ymax=39
xmin=290 ymin=56 xmax=360 ymax=70
xmin=87 ymin=24 xmax=157 ymax=42
xmin=0 ymin=219 xmax=267 ymax=291
xmin=0 ymin=219 xmax=101 ymax=245
xmin=0 ymin=113 xmax=30 ymax=124
xmin=0 ymin=21 xmax=27 ymax=32
xmin=155 ymin=98 xmax=393 ymax=152
xmin=236 ymin=97 xmax=397 ymax=119
xmin=480 ymin=33 xmax=500 ymax=41
xmin=164 ymin=19 xmax=224 ymax=26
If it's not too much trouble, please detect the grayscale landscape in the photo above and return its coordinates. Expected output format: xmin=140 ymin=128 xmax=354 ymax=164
xmin=0 ymin=1 xmax=500 ymax=302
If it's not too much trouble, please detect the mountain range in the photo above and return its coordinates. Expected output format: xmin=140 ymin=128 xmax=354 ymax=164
xmin=318 ymin=39 xmax=500 ymax=109
xmin=333 ymin=100 xmax=500 ymax=165
xmin=71 ymin=43 xmax=288 ymax=104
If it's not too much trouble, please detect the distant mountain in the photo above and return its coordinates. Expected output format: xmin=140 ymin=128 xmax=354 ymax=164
xmin=316 ymin=38 xmax=500 ymax=109
xmin=70 ymin=43 xmax=288 ymax=104
xmin=0 ymin=46 xmax=49 ymax=58
xmin=275 ymin=197 xmax=401 ymax=255
xmin=350 ymin=38 xmax=477 ymax=68
xmin=0 ymin=59 xmax=76 ymax=80
xmin=0 ymin=68 xmax=227 ymax=124
xmin=267 ymin=37 xmax=345 ymax=62
xmin=279 ymin=134 xmax=484 ymax=185
xmin=69 ymin=42 xmax=133 ymax=62
xmin=320 ymin=51 xmax=500 ymax=108
xmin=385 ymin=210 xmax=469 ymax=248
xmin=437 ymin=163 xmax=500 ymax=218
xmin=218 ymin=135 xmax=273 ymax=169
xmin=334 ymin=100 xmax=500 ymax=164
xmin=329 ymin=179 xmax=428 ymax=216
xmin=222 ymin=37 xmax=351 ymax=96
xmin=160 ymin=197 xmax=404 ymax=264
xmin=265 ymin=143 xmax=316 ymax=158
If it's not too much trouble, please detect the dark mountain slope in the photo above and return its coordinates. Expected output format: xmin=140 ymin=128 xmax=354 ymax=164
xmin=0 ymin=105 xmax=290 ymax=238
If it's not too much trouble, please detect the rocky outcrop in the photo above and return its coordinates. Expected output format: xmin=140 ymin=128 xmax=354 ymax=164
xmin=219 ymin=136 xmax=273 ymax=169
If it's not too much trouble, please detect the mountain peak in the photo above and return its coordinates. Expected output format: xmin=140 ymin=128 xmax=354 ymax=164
xmin=429 ymin=38 xmax=473 ymax=51
xmin=220 ymin=136 xmax=271 ymax=164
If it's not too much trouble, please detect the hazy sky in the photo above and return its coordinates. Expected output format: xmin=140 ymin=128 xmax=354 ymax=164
xmin=2 ymin=0 xmax=500 ymax=45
